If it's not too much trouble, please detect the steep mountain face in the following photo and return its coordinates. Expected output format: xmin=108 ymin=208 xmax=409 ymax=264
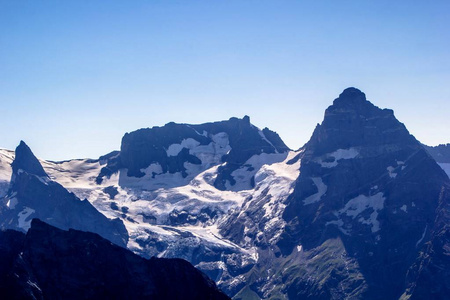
xmin=99 ymin=116 xmax=289 ymax=190
xmin=0 ymin=141 xmax=128 ymax=247
xmin=274 ymin=88 xmax=450 ymax=299
xmin=400 ymin=185 xmax=450 ymax=300
xmin=0 ymin=219 xmax=229 ymax=300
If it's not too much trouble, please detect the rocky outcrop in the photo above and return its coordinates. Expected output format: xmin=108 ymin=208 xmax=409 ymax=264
xmin=0 ymin=219 xmax=229 ymax=300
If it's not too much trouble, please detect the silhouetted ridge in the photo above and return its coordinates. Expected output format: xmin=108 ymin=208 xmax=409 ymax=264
xmin=0 ymin=219 xmax=230 ymax=300
xmin=305 ymin=87 xmax=416 ymax=156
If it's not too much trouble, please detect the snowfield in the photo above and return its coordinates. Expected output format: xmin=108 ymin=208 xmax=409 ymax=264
xmin=0 ymin=143 xmax=302 ymax=289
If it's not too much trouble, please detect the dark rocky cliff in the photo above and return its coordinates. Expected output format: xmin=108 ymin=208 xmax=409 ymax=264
xmin=0 ymin=219 xmax=229 ymax=300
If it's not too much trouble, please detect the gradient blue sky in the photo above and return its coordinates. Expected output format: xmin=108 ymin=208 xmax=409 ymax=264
xmin=1 ymin=1 xmax=449 ymax=160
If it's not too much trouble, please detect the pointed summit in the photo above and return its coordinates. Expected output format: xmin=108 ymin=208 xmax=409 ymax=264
xmin=11 ymin=141 xmax=48 ymax=178
xmin=306 ymin=88 xmax=416 ymax=156
xmin=325 ymin=87 xmax=381 ymax=117
xmin=334 ymin=87 xmax=366 ymax=105
xmin=1 ymin=142 xmax=128 ymax=247
xmin=279 ymin=88 xmax=449 ymax=299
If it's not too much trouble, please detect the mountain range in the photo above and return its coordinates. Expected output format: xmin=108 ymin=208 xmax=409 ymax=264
xmin=1 ymin=87 xmax=449 ymax=299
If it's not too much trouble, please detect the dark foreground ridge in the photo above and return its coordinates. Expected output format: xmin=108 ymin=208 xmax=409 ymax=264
xmin=0 ymin=219 xmax=230 ymax=300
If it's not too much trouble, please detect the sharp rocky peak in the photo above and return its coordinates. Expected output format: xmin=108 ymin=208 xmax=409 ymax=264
xmin=11 ymin=141 xmax=48 ymax=178
xmin=305 ymin=88 xmax=417 ymax=156
xmin=332 ymin=87 xmax=369 ymax=107
xmin=326 ymin=87 xmax=391 ymax=118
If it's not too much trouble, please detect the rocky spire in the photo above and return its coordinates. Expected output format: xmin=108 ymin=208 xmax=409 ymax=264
xmin=11 ymin=141 xmax=48 ymax=178
xmin=305 ymin=87 xmax=417 ymax=156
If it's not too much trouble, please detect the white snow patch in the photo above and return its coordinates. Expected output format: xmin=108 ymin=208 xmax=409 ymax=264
xmin=18 ymin=207 xmax=35 ymax=230
xmin=42 ymin=158 xmax=104 ymax=191
xmin=400 ymin=205 xmax=407 ymax=213
xmin=387 ymin=166 xmax=397 ymax=178
xmin=303 ymin=177 xmax=327 ymax=205
xmin=338 ymin=192 xmax=385 ymax=232
xmin=258 ymin=130 xmax=278 ymax=153
xmin=317 ymin=148 xmax=359 ymax=168
xmin=416 ymin=225 xmax=428 ymax=247
xmin=0 ymin=149 xmax=14 ymax=180
xmin=0 ymin=149 xmax=15 ymax=197
xmin=6 ymin=197 xmax=18 ymax=209
xmin=166 ymin=138 xmax=201 ymax=157
xmin=141 ymin=163 xmax=163 ymax=175
xmin=255 ymin=151 xmax=301 ymax=243
xmin=35 ymin=175 xmax=51 ymax=185
xmin=227 ymin=152 xmax=288 ymax=191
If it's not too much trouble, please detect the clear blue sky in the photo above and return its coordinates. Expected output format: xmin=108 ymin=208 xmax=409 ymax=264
xmin=1 ymin=1 xmax=449 ymax=160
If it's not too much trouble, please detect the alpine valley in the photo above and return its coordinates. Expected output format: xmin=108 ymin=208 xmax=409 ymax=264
xmin=1 ymin=88 xmax=449 ymax=299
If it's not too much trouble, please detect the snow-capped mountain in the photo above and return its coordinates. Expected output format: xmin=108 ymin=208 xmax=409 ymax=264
xmin=98 ymin=115 xmax=289 ymax=191
xmin=0 ymin=117 xmax=295 ymax=297
xmin=1 ymin=88 xmax=449 ymax=299
xmin=0 ymin=141 xmax=128 ymax=247
xmin=273 ymin=88 xmax=450 ymax=299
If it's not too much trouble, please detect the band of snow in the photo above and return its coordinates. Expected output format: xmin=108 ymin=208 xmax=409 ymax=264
xmin=18 ymin=207 xmax=35 ymax=231
xmin=258 ymin=130 xmax=278 ymax=153
xmin=303 ymin=177 xmax=327 ymax=205
xmin=227 ymin=152 xmax=288 ymax=191
xmin=318 ymin=148 xmax=359 ymax=168
xmin=416 ymin=225 xmax=428 ymax=247
xmin=337 ymin=192 xmax=385 ymax=233
xmin=166 ymin=138 xmax=201 ymax=157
